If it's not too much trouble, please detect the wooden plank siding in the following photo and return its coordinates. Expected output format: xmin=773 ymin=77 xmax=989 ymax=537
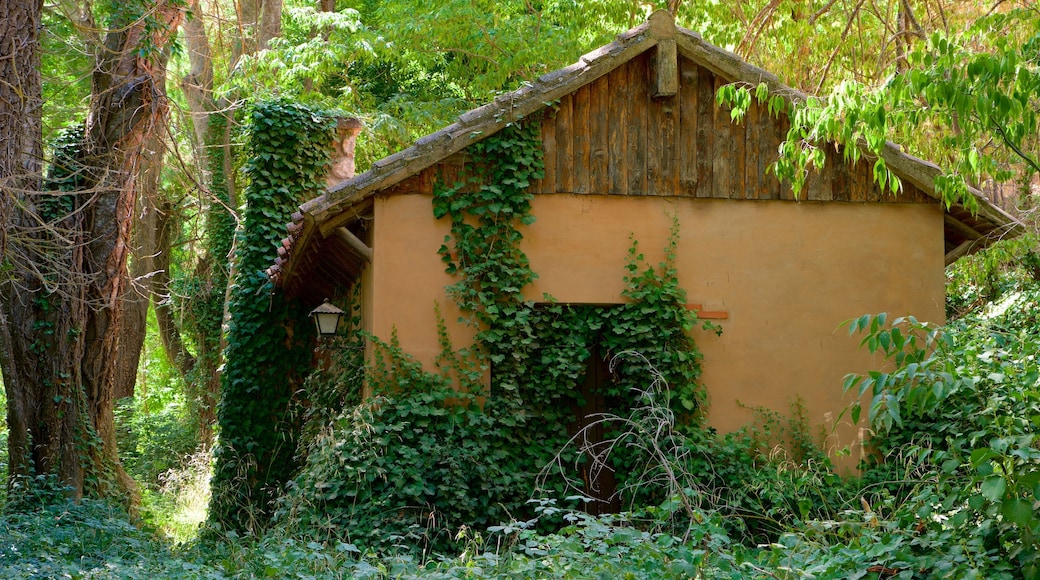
xmin=589 ymin=74 xmax=610 ymax=193
xmin=488 ymin=55 xmax=933 ymax=205
xmin=556 ymin=93 xmax=574 ymax=193
xmin=648 ymin=48 xmax=679 ymax=196
xmin=678 ymin=56 xmax=699 ymax=195
xmin=535 ymin=112 xmax=557 ymax=192
xmin=694 ymin=62 xmax=715 ymax=198
xmin=607 ymin=62 xmax=629 ymax=195
xmin=572 ymin=83 xmax=591 ymax=194
xmin=627 ymin=52 xmax=650 ymax=195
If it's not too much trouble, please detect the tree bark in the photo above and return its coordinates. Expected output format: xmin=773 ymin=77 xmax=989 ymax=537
xmin=232 ymin=0 xmax=283 ymax=66
xmin=0 ymin=0 xmax=87 ymax=496
xmin=181 ymin=0 xmax=215 ymax=151
xmin=118 ymin=131 xmax=168 ymax=400
xmin=151 ymin=195 xmax=196 ymax=377
xmin=259 ymin=0 xmax=283 ymax=50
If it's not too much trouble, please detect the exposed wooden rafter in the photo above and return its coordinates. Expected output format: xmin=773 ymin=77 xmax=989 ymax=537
xmin=654 ymin=39 xmax=678 ymax=97
xmin=944 ymin=213 xmax=982 ymax=241
xmin=335 ymin=226 xmax=372 ymax=262
xmin=945 ymin=240 xmax=975 ymax=266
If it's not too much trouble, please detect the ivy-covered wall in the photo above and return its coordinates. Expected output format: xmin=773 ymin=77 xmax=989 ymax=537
xmin=369 ymin=184 xmax=946 ymax=466
xmin=208 ymin=100 xmax=337 ymax=530
xmin=279 ymin=121 xmax=717 ymax=551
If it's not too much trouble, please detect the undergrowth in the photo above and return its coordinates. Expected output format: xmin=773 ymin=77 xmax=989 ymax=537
xmin=5 ymin=240 xmax=1040 ymax=578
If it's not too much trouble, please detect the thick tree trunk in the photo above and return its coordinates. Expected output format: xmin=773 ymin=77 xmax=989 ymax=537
xmin=151 ymin=196 xmax=196 ymax=377
xmin=0 ymin=0 xmax=87 ymax=496
xmin=77 ymin=0 xmax=183 ymax=500
xmin=118 ymin=132 xmax=168 ymax=400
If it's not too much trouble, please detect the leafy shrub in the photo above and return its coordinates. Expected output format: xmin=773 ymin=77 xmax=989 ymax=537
xmin=278 ymin=366 xmax=559 ymax=554
xmin=0 ymin=387 xmax=7 ymax=507
xmin=115 ymin=394 xmax=197 ymax=489
xmin=776 ymin=273 xmax=1040 ymax=578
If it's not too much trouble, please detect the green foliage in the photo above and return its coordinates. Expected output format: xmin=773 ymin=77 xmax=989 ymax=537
xmin=432 ymin=121 xmax=542 ymax=383
xmin=0 ymin=498 xmax=230 ymax=579
xmin=115 ymin=307 xmax=198 ymax=493
xmin=231 ymin=6 xmax=367 ymax=102
xmin=40 ymin=10 xmax=91 ymax=142
xmin=40 ymin=124 xmax=84 ymax=222
xmin=824 ymin=280 xmax=1040 ymax=578
xmin=946 ymin=234 xmax=1040 ymax=318
xmin=209 ymin=100 xmax=337 ymax=531
xmin=115 ymin=394 xmax=196 ymax=490
xmin=719 ymin=9 xmax=1040 ymax=206
xmin=172 ymin=109 xmax=239 ymax=442
xmin=293 ymin=286 xmax=366 ymax=451
xmin=279 ymin=381 xmax=546 ymax=554
xmin=97 ymin=0 xmax=184 ymax=60
xmin=365 ymin=0 xmax=601 ymax=98
xmin=227 ymin=0 xmax=632 ymax=169
xmin=0 ymin=386 xmax=6 ymax=507
xmin=483 ymin=500 xmax=743 ymax=578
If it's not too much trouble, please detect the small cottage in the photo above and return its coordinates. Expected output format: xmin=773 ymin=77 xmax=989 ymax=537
xmin=269 ymin=11 xmax=1022 ymax=464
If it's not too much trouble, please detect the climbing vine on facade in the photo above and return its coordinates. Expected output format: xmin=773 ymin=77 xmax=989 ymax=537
xmin=284 ymin=117 xmax=718 ymax=551
xmin=432 ymin=120 xmax=712 ymax=421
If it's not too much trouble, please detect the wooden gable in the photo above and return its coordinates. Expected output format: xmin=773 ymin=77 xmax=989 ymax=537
xmin=379 ymin=51 xmax=932 ymax=204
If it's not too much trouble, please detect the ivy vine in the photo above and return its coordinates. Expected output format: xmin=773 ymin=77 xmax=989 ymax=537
xmin=208 ymin=100 xmax=336 ymax=531
xmin=432 ymin=120 xmax=712 ymax=422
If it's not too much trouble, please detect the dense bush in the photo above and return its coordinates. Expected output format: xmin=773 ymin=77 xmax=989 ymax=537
xmin=8 ymin=256 xmax=1040 ymax=577
xmin=278 ymin=353 xmax=561 ymax=553
xmin=0 ymin=498 xmax=222 ymax=579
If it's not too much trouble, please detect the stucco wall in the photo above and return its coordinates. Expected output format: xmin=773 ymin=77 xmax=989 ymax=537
xmin=368 ymin=193 xmax=946 ymax=464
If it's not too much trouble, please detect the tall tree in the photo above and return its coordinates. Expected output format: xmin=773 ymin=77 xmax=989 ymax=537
xmin=0 ymin=0 xmax=182 ymax=503
xmin=171 ymin=0 xmax=284 ymax=447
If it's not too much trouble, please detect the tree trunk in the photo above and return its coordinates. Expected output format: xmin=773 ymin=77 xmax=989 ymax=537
xmin=117 ymin=132 xmax=167 ymax=401
xmin=0 ymin=0 xmax=86 ymax=497
xmin=152 ymin=196 xmax=196 ymax=377
xmin=259 ymin=0 xmax=283 ymax=50
xmin=182 ymin=0 xmax=214 ymax=149
xmin=76 ymin=0 xmax=183 ymax=501
xmin=232 ymin=0 xmax=283 ymax=67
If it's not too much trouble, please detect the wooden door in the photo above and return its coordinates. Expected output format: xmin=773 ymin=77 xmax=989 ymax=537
xmin=569 ymin=345 xmax=621 ymax=514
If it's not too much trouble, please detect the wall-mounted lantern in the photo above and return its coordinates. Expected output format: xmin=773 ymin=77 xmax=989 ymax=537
xmin=309 ymin=299 xmax=345 ymax=337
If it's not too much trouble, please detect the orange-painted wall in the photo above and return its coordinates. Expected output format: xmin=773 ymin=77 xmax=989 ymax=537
xmin=367 ymin=193 xmax=945 ymax=465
